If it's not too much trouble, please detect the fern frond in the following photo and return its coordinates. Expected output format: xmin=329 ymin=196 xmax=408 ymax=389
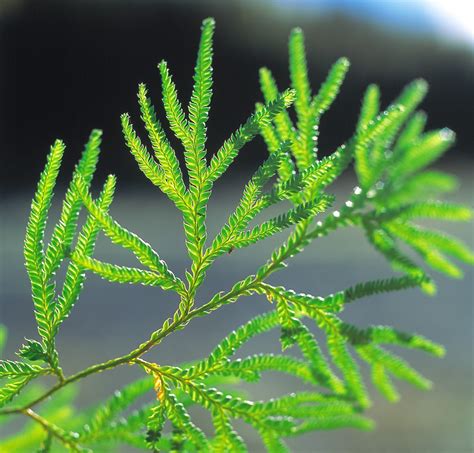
xmin=158 ymin=60 xmax=192 ymax=151
xmin=232 ymin=195 xmax=332 ymax=249
xmin=74 ymin=175 xmax=182 ymax=291
xmin=137 ymin=83 xmax=188 ymax=208
xmin=380 ymin=79 xmax=428 ymax=147
xmin=339 ymin=323 xmax=445 ymax=357
xmin=24 ymin=139 xmax=65 ymax=353
xmin=145 ymin=404 xmax=166 ymax=451
xmin=213 ymin=410 xmax=247 ymax=452
xmin=365 ymin=227 xmax=435 ymax=293
xmin=187 ymin=17 xmax=215 ymax=186
xmin=378 ymin=201 xmax=472 ymax=222
xmin=207 ymin=89 xmax=295 ymax=183
xmin=344 ymin=274 xmax=429 ymax=302
xmin=71 ymin=253 xmax=174 ymax=288
xmin=289 ymin=28 xmax=311 ymax=119
xmin=370 ymin=362 xmax=400 ymax=402
xmin=386 ymin=221 xmax=464 ymax=278
xmin=355 ymin=84 xmax=380 ymax=186
xmin=381 ymin=170 xmax=459 ymax=207
xmin=394 ymin=110 xmax=427 ymax=152
xmin=80 ymin=376 xmax=153 ymax=440
xmin=326 ymin=333 xmax=371 ymax=409
xmin=164 ymin=390 xmax=209 ymax=449
xmin=0 ymin=326 xmax=6 ymax=356
xmin=218 ymin=354 xmax=315 ymax=384
xmin=356 ymin=84 xmax=380 ymax=134
xmin=390 ymin=129 xmax=456 ymax=180
xmin=259 ymin=68 xmax=297 ymax=147
xmin=121 ymin=113 xmax=165 ymax=188
xmin=312 ymin=57 xmax=350 ymax=118
xmin=44 ymin=130 xmax=102 ymax=280
xmin=0 ymin=361 xmax=45 ymax=378
xmin=0 ymin=376 xmax=34 ymax=408
xmin=356 ymin=345 xmax=432 ymax=390
xmin=290 ymin=413 xmax=374 ymax=433
xmin=54 ymin=176 xmax=116 ymax=326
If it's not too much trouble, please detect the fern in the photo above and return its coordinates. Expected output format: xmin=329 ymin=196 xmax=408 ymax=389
xmin=1 ymin=18 xmax=472 ymax=452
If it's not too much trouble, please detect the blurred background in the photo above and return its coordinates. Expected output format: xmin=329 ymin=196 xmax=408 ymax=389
xmin=1 ymin=0 xmax=473 ymax=451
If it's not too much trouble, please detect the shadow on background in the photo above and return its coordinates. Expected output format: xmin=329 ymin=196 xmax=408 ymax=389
xmin=1 ymin=1 xmax=473 ymax=451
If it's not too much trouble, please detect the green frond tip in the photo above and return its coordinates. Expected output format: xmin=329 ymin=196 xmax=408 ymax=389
xmin=289 ymin=27 xmax=311 ymax=118
xmin=24 ymin=139 xmax=65 ymax=345
xmin=357 ymin=84 xmax=380 ymax=134
xmin=137 ymin=83 xmax=187 ymax=206
xmin=390 ymin=128 xmax=456 ymax=181
xmin=0 ymin=326 xmax=6 ymax=356
xmin=187 ymin=17 xmax=215 ymax=183
xmin=44 ymin=129 xmax=102 ymax=280
xmin=344 ymin=275 xmax=429 ymax=303
xmin=206 ymin=88 xmax=295 ymax=183
xmin=0 ymin=376 xmax=34 ymax=408
xmin=158 ymin=59 xmax=192 ymax=152
xmin=312 ymin=57 xmax=350 ymax=117
xmin=121 ymin=112 xmax=165 ymax=188
xmin=71 ymin=253 xmax=175 ymax=288
xmin=0 ymin=360 xmax=45 ymax=378
xmin=54 ymin=174 xmax=116 ymax=329
xmin=73 ymin=174 xmax=183 ymax=292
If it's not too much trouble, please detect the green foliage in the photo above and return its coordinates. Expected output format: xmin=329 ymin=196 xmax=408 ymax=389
xmin=1 ymin=17 xmax=472 ymax=452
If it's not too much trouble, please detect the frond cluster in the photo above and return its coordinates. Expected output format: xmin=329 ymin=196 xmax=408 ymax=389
xmin=1 ymin=17 xmax=472 ymax=453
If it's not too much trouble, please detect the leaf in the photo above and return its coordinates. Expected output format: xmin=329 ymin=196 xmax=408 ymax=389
xmin=121 ymin=113 xmax=165 ymax=188
xmin=0 ymin=376 xmax=34 ymax=408
xmin=158 ymin=60 xmax=192 ymax=152
xmin=71 ymin=253 xmax=173 ymax=288
xmin=80 ymin=376 xmax=153 ymax=440
xmin=0 ymin=361 xmax=45 ymax=378
xmin=207 ymin=89 xmax=295 ymax=184
xmin=24 ymin=139 xmax=65 ymax=345
xmin=54 ymin=175 xmax=116 ymax=327
xmin=74 ymin=174 xmax=183 ymax=292
xmin=137 ymin=83 xmax=188 ymax=208
xmin=186 ymin=17 xmax=215 ymax=187
xmin=43 ymin=130 xmax=102 ymax=280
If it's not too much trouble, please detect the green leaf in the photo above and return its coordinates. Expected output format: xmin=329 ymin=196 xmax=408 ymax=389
xmin=289 ymin=28 xmax=311 ymax=120
xmin=121 ymin=113 xmax=165 ymax=188
xmin=0 ymin=326 xmax=6 ymax=357
xmin=0 ymin=360 xmax=45 ymax=378
xmin=0 ymin=376 xmax=34 ymax=408
xmin=137 ymin=83 xmax=188 ymax=209
xmin=43 ymin=130 xmax=102 ymax=280
xmin=74 ymin=174 xmax=183 ymax=292
xmin=187 ymin=17 xmax=215 ymax=187
xmin=356 ymin=345 xmax=432 ymax=390
xmin=80 ymin=376 xmax=153 ymax=440
xmin=158 ymin=60 xmax=192 ymax=152
xmin=164 ymin=390 xmax=209 ymax=449
xmin=71 ymin=253 xmax=173 ymax=288
xmin=54 ymin=175 xmax=116 ymax=327
xmin=207 ymin=89 xmax=295 ymax=184
xmin=17 ymin=339 xmax=47 ymax=362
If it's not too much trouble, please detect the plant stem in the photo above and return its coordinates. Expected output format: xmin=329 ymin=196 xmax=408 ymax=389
xmin=0 ymin=190 xmax=367 ymax=419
